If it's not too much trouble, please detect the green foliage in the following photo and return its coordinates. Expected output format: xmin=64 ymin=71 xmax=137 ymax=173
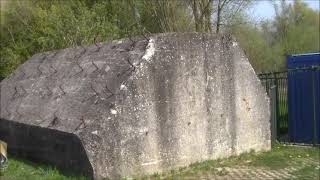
xmin=138 ymin=0 xmax=193 ymax=33
xmin=0 ymin=0 xmax=194 ymax=78
xmin=270 ymin=0 xmax=319 ymax=69
xmin=231 ymin=0 xmax=319 ymax=73
xmin=231 ymin=20 xmax=279 ymax=72
xmin=0 ymin=0 xmax=123 ymax=78
xmin=0 ymin=0 xmax=319 ymax=78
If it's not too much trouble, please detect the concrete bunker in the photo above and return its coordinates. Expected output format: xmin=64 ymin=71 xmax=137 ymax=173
xmin=0 ymin=33 xmax=270 ymax=179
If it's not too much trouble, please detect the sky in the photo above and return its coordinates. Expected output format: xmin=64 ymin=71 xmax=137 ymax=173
xmin=250 ymin=0 xmax=320 ymax=20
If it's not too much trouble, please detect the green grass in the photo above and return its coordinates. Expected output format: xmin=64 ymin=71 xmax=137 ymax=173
xmin=0 ymin=156 xmax=88 ymax=180
xmin=251 ymin=144 xmax=318 ymax=169
xmin=292 ymin=165 xmax=320 ymax=180
xmin=215 ymin=144 xmax=319 ymax=170
xmin=1 ymin=144 xmax=319 ymax=180
xmin=140 ymin=144 xmax=320 ymax=179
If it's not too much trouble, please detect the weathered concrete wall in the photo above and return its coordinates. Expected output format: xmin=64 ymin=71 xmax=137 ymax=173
xmin=0 ymin=33 xmax=270 ymax=179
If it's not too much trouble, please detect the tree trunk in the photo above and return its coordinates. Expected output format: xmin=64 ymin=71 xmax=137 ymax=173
xmin=192 ymin=0 xmax=200 ymax=31
xmin=205 ymin=0 xmax=212 ymax=32
xmin=216 ymin=0 xmax=222 ymax=33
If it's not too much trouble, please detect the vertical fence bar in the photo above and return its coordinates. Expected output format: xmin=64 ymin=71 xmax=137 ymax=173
xmin=312 ymin=68 xmax=317 ymax=146
xmin=273 ymin=73 xmax=280 ymax=138
xmin=279 ymin=78 xmax=283 ymax=133
xmin=270 ymin=85 xmax=278 ymax=145
xmin=285 ymin=77 xmax=288 ymax=137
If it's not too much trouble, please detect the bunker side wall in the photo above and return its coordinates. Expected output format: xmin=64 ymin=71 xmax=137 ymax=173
xmin=105 ymin=33 xmax=270 ymax=178
xmin=232 ymin=42 xmax=271 ymax=154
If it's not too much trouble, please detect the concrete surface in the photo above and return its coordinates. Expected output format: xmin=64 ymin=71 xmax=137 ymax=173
xmin=0 ymin=33 xmax=270 ymax=179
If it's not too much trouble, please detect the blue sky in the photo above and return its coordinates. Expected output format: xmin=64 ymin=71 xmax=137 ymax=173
xmin=250 ymin=0 xmax=320 ymax=20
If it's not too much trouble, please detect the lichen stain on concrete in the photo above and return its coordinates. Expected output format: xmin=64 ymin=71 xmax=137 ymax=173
xmin=0 ymin=33 xmax=270 ymax=179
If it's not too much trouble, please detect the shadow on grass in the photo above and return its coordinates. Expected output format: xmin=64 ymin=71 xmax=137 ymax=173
xmin=0 ymin=118 xmax=93 ymax=179
xmin=0 ymin=154 xmax=89 ymax=180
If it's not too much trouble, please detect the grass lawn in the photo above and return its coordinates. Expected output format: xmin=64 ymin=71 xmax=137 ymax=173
xmin=1 ymin=144 xmax=319 ymax=180
xmin=0 ymin=157 xmax=87 ymax=180
xmin=140 ymin=144 xmax=320 ymax=179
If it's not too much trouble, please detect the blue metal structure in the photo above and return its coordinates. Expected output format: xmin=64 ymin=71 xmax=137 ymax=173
xmin=287 ymin=53 xmax=320 ymax=144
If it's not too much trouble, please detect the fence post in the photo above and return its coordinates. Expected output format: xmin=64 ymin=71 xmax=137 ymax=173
xmin=312 ymin=68 xmax=317 ymax=146
xmin=273 ymin=73 xmax=280 ymax=139
xmin=270 ymin=85 xmax=278 ymax=146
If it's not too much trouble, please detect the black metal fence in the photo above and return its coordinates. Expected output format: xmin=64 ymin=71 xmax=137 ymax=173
xmin=258 ymin=71 xmax=289 ymax=142
xmin=258 ymin=66 xmax=320 ymax=145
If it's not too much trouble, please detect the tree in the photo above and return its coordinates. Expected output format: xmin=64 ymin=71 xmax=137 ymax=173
xmin=0 ymin=0 xmax=194 ymax=78
xmin=188 ymin=0 xmax=252 ymax=33
xmin=0 ymin=0 xmax=123 ymax=78
xmin=138 ymin=0 xmax=192 ymax=33
xmin=270 ymin=0 xmax=319 ymax=69
xmin=1 ymin=0 xmax=318 ymax=78
xmin=231 ymin=0 xmax=319 ymax=72
xmin=229 ymin=14 xmax=278 ymax=73
xmin=189 ymin=0 xmax=213 ymax=32
xmin=214 ymin=0 xmax=252 ymax=33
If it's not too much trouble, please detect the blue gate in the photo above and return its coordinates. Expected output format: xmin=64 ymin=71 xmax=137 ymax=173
xmin=287 ymin=53 xmax=320 ymax=144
